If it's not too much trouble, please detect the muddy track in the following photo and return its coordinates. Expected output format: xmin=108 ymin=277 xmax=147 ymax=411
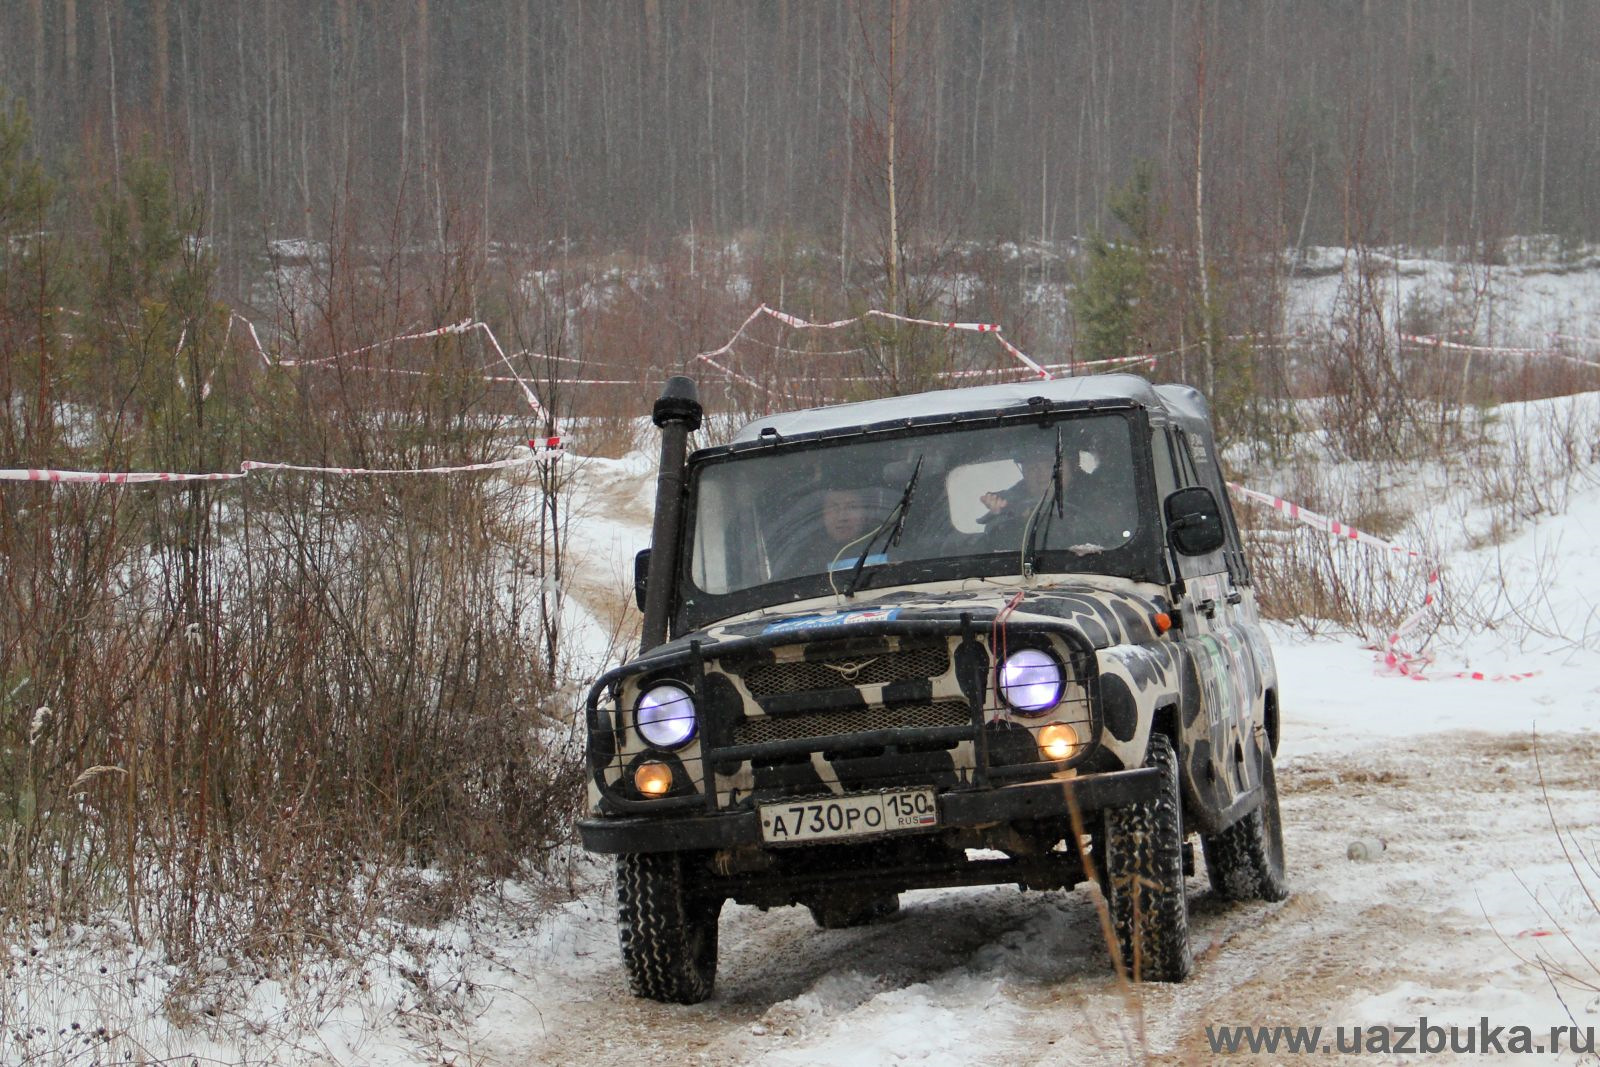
xmin=489 ymin=734 xmax=1596 ymax=1065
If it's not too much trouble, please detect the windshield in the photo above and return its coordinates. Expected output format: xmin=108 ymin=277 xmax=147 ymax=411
xmin=685 ymin=413 xmax=1151 ymax=613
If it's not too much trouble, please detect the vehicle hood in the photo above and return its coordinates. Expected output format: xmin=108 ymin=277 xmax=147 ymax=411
xmin=643 ymin=579 xmax=1174 ymax=664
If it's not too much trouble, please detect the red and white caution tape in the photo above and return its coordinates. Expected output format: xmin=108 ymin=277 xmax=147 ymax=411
xmin=240 ymin=316 xmax=552 ymax=422
xmin=1407 ymin=666 xmax=1540 ymax=683
xmin=1399 ymin=333 xmax=1546 ymax=357
xmin=1226 ymin=483 xmax=1428 ymax=559
xmin=1546 ymin=331 xmax=1600 ymax=348
xmin=1400 ymin=333 xmax=1600 ymax=370
xmin=694 ymin=352 xmax=781 ymax=398
xmin=0 ymin=439 xmax=564 ymax=486
xmin=1043 ymin=353 xmax=1162 ymax=373
xmin=249 ymin=302 xmax=1180 ymax=416
xmin=234 ymin=313 xmax=273 ymax=370
xmin=740 ymin=336 xmax=869 ymax=358
xmin=699 ymin=304 xmax=1052 ymax=384
xmin=471 ymin=321 xmax=547 ymax=419
xmin=241 ymin=450 xmax=553 ymax=477
xmin=1227 ymin=482 xmax=1538 ymax=683
xmin=1224 ymin=481 xmax=1439 ymax=673
xmin=696 ymin=305 xmax=771 ymax=360
xmin=992 ymin=332 xmax=1051 ymax=379
xmin=277 ymin=361 xmax=623 ymax=387
xmin=1222 ymin=483 xmax=1427 ymax=563
xmin=754 ymin=305 xmax=1199 ymax=381
xmin=0 ymin=467 xmax=248 ymax=485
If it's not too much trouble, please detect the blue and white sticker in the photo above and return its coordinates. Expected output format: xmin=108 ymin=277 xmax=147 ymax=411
xmin=763 ymin=607 xmax=901 ymax=635
xmin=826 ymin=552 xmax=889 ymax=573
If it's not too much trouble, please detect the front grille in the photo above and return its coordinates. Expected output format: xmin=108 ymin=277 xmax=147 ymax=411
xmin=732 ymin=700 xmax=970 ymax=746
xmin=739 ymin=645 xmax=950 ymax=697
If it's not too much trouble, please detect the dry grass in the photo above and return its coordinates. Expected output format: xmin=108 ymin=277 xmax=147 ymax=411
xmin=0 ymin=184 xmax=588 ymax=1031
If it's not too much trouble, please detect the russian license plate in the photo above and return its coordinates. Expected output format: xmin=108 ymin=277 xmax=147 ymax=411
xmin=759 ymin=789 xmax=938 ymax=845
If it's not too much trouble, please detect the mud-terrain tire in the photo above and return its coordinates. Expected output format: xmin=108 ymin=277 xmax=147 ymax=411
xmin=1104 ymin=732 xmax=1193 ymax=982
xmin=1202 ymin=743 xmax=1290 ymax=902
xmin=808 ymin=893 xmax=900 ymax=929
xmin=616 ymin=852 xmax=723 ymax=1004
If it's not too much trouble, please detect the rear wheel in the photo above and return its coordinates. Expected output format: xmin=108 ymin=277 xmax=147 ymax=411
xmin=616 ymin=852 xmax=722 ymax=1004
xmin=1202 ymin=743 xmax=1290 ymax=902
xmin=1104 ymin=732 xmax=1193 ymax=982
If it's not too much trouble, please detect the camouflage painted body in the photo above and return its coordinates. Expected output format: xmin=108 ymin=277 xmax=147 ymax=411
xmin=584 ymin=572 xmax=1277 ymax=834
xmin=589 ymin=374 xmax=1285 ymax=1002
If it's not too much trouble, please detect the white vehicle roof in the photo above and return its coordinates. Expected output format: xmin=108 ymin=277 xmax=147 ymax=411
xmin=730 ymin=373 xmax=1211 ymax=442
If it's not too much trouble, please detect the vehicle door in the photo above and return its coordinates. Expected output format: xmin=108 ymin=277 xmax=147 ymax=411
xmin=1160 ymin=427 xmax=1260 ymax=824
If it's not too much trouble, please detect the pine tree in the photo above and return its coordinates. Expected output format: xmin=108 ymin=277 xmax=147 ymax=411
xmin=1072 ymin=164 xmax=1161 ymax=364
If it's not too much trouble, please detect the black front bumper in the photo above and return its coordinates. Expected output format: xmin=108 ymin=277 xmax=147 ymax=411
xmin=577 ymin=765 xmax=1159 ymax=854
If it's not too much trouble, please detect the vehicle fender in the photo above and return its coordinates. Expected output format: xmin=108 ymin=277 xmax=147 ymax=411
xmin=1093 ymin=641 xmax=1181 ymax=773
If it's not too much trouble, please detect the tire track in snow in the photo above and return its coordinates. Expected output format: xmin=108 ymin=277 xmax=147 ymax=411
xmin=481 ymin=734 xmax=1597 ymax=1066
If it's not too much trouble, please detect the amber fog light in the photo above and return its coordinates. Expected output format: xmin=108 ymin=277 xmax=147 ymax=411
xmin=634 ymin=761 xmax=674 ymax=796
xmin=1038 ymin=723 xmax=1080 ymax=762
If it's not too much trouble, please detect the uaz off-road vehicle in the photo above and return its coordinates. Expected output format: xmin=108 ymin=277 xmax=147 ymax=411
xmin=580 ymin=374 xmax=1287 ymax=1003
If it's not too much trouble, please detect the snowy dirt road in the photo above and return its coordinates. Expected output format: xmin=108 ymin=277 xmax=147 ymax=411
xmin=471 ymin=730 xmax=1599 ymax=1066
xmin=495 ymin=454 xmax=1600 ymax=1066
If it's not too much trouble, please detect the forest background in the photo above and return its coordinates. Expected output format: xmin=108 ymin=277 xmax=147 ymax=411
xmin=3 ymin=3 xmax=1599 ymax=1047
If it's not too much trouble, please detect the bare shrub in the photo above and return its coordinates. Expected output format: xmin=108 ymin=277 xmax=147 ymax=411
xmin=1233 ymin=461 xmax=1440 ymax=643
xmin=1 ymin=144 xmax=586 ymax=999
xmin=1314 ymin=249 xmax=1426 ymax=462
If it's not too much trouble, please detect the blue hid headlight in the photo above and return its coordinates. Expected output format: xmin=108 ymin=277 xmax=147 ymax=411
xmin=635 ymin=684 xmax=697 ymax=749
xmin=998 ymin=649 xmax=1064 ymax=714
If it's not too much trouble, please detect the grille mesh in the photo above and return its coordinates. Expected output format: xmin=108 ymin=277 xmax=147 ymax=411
xmin=739 ymin=645 xmax=950 ymax=697
xmin=732 ymin=700 xmax=970 ymax=746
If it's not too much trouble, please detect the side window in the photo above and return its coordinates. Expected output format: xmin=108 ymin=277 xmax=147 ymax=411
xmin=689 ymin=479 xmax=735 ymax=592
xmin=1171 ymin=430 xmax=1205 ymax=490
xmin=1151 ymin=426 xmax=1181 ymax=501
xmin=1173 ymin=430 xmax=1252 ymax=587
xmin=1168 ymin=432 xmax=1222 ymax=579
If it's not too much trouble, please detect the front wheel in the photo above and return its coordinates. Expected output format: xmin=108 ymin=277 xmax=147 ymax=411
xmin=1202 ymin=741 xmax=1290 ymax=902
xmin=616 ymin=852 xmax=723 ymax=1004
xmin=1104 ymin=732 xmax=1193 ymax=982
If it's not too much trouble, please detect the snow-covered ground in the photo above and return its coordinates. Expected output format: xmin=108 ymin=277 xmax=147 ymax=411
xmin=7 ymin=270 xmax=1600 ymax=1066
xmin=1289 ymin=243 xmax=1600 ymax=352
xmin=448 ymin=427 xmax=1600 ymax=1067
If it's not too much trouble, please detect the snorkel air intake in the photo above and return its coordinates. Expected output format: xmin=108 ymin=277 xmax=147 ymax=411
xmin=639 ymin=376 xmax=702 ymax=652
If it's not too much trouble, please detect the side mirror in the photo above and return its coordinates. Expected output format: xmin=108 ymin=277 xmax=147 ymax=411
xmin=633 ymin=549 xmax=651 ymax=611
xmin=1164 ymin=486 xmax=1226 ymax=556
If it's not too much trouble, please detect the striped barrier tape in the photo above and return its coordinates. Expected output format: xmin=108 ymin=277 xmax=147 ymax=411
xmin=701 ymin=304 xmax=1052 ymax=382
xmin=244 ymin=304 xmax=1189 ymax=413
xmin=1225 ymin=482 xmax=1537 ymax=683
xmin=265 ymin=361 xmax=642 ymax=387
xmin=0 ymin=467 xmax=248 ymax=485
xmin=1043 ymin=353 xmax=1161 ymax=373
xmin=0 ymin=439 xmax=564 ymax=485
xmin=694 ymin=352 xmax=781 ymax=398
xmin=238 ymin=315 xmax=551 ymax=421
xmin=1225 ymin=483 xmax=1428 ymax=559
xmin=1547 ymin=331 xmax=1600 ymax=348
xmin=1400 ymin=332 xmax=1600 ymax=370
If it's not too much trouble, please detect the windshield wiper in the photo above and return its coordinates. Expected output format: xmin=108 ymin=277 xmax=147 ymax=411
xmin=1021 ymin=428 xmax=1065 ymax=579
xmin=839 ymin=454 xmax=924 ymax=599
